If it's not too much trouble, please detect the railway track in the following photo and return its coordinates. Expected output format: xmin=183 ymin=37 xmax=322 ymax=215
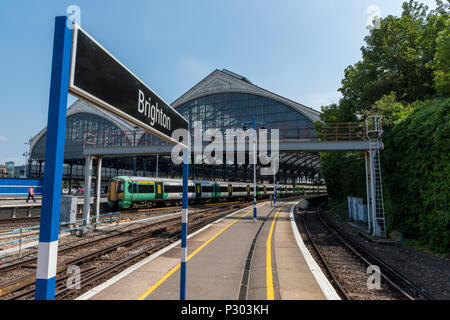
xmin=0 ymin=201 xmax=251 ymax=300
xmin=0 ymin=200 xmax=249 ymax=228
xmin=0 ymin=200 xmax=252 ymax=254
xmin=0 ymin=217 xmax=41 ymax=225
xmin=300 ymin=208 xmax=435 ymax=300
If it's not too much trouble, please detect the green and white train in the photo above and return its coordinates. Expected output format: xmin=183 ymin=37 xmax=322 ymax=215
xmin=107 ymin=176 xmax=326 ymax=210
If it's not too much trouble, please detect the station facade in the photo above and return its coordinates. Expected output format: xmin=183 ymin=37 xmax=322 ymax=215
xmin=27 ymin=69 xmax=323 ymax=192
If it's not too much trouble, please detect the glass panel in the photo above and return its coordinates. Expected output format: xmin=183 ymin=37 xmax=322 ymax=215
xmin=175 ymin=93 xmax=314 ymax=142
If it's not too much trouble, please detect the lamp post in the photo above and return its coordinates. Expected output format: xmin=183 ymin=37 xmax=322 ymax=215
xmin=133 ymin=126 xmax=138 ymax=176
xmin=242 ymin=116 xmax=264 ymax=223
xmin=156 ymin=154 xmax=159 ymax=177
xmin=22 ymin=151 xmax=29 ymax=178
xmin=24 ymin=140 xmax=31 ymax=178
xmin=273 ymin=169 xmax=276 ymax=206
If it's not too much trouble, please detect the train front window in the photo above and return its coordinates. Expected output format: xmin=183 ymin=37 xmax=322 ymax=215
xmin=118 ymin=181 xmax=124 ymax=193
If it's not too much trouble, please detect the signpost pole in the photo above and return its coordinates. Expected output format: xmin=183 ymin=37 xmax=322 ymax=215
xmin=35 ymin=16 xmax=72 ymax=300
xmin=180 ymin=145 xmax=189 ymax=300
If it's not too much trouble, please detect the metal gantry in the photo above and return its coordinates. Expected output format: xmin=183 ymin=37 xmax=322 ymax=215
xmin=365 ymin=116 xmax=386 ymax=238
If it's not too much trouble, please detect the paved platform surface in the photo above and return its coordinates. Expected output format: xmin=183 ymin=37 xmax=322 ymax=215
xmin=81 ymin=199 xmax=330 ymax=300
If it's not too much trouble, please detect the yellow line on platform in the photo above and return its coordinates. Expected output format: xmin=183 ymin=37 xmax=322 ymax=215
xmin=136 ymin=203 xmax=267 ymax=300
xmin=266 ymin=207 xmax=281 ymax=300
xmin=137 ymin=201 xmax=246 ymax=212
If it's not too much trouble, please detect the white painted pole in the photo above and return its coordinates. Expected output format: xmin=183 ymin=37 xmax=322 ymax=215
xmin=83 ymin=155 xmax=93 ymax=226
xmin=95 ymin=156 xmax=103 ymax=224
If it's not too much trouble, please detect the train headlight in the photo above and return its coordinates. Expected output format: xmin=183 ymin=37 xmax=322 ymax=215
xmin=118 ymin=192 xmax=124 ymax=199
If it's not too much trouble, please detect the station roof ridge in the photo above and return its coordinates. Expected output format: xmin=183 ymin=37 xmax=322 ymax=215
xmin=171 ymin=68 xmax=321 ymax=122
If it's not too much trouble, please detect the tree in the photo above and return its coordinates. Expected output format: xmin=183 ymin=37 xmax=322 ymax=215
xmin=319 ymin=1 xmax=450 ymax=252
xmin=339 ymin=0 xmax=449 ymax=116
xmin=433 ymin=18 xmax=450 ymax=95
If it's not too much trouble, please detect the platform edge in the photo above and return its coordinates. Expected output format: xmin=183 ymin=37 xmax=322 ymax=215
xmin=289 ymin=202 xmax=341 ymax=300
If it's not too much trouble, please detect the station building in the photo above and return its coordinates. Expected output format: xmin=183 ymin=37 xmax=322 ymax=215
xmin=27 ymin=69 xmax=322 ymax=192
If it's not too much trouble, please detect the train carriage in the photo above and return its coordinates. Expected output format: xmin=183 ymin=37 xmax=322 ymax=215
xmin=107 ymin=176 xmax=326 ymax=210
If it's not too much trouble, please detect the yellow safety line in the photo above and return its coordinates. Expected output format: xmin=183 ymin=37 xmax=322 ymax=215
xmin=266 ymin=207 xmax=281 ymax=300
xmin=136 ymin=203 xmax=266 ymax=300
xmin=137 ymin=201 xmax=245 ymax=212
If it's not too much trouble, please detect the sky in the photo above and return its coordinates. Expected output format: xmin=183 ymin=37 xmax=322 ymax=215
xmin=0 ymin=0 xmax=439 ymax=165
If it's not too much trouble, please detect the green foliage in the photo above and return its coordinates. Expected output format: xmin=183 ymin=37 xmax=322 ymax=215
xmin=339 ymin=0 xmax=449 ymax=117
xmin=320 ymin=151 xmax=366 ymax=216
xmin=319 ymin=1 xmax=450 ymax=252
xmin=433 ymin=18 xmax=450 ymax=95
xmin=366 ymin=92 xmax=414 ymax=126
xmin=384 ymin=98 xmax=450 ymax=252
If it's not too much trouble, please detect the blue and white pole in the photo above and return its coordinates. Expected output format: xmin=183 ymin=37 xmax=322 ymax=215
xmin=180 ymin=145 xmax=189 ymax=300
xmin=35 ymin=16 xmax=72 ymax=300
xmin=252 ymin=116 xmax=257 ymax=222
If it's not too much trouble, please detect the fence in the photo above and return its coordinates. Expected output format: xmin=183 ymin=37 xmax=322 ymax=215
xmin=83 ymin=122 xmax=367 ymax=149
xmin=0 ymin=211 xmax=124 ymax=256
xmin=0 ymin=178 xmax=43 ymax=196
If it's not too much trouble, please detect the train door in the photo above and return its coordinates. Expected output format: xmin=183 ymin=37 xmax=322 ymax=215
xmin=228 ymin=184 xmax=233 ymax=197
xmin=214 ymin=183 xmax=220 ymax=199
xmin=109 ymin=180 xmax=117 ymax=201
xmin=155 ymin=182 xmax=164 ymax=200
xmin=264 ymin=185 xmax=267 ymax=196
xmin=247 ymin=185 xmax=250 ymax=197
xmin=128 ymin=183 xmax=134 ymax=202
xmin=195 ymin=183 xmax=202 ymax=199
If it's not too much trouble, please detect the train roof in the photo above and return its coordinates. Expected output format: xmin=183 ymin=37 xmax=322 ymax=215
xmin=114 ymin=176 xmax=251 ymax=184
xmin=110 ymin=176 xmax=319 ymax=187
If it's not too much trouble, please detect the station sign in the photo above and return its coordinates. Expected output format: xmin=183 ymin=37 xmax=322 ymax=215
xmin=68 ymin=25 xmax=188 ymax=147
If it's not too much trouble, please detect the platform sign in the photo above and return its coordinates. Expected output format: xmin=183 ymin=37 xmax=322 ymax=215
xmin=36 ymin=16 xmax=189 ymax=300
xmin=68 ymin=24 xmax=188 ymax=147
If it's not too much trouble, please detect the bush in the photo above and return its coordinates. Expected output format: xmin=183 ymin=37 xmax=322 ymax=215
xmin=385 ymin=98 xmax=450 ymax=252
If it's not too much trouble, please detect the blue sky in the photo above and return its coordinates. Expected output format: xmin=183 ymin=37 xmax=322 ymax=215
xmin=0 ymin=0 xmax=438 ymax=165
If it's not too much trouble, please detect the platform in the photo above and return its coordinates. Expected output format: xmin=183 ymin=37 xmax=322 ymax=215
xmin=78 ymin=199 xmax=339 ymax=300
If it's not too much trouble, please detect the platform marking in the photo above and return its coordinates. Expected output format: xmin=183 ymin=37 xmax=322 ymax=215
xmin=77 ymin=202 xmax=267 ymax=300
xmin=136 ymin=203 xmax=267 ymax=300
xmin=136 ymin=201 xmax=244 ymax=212
xmin=289 ymin=202 xmax=341 ymax=300
xmin=266 ymin=207 xmax=281 ymax=300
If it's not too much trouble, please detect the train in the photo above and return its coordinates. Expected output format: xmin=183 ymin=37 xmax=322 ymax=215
xmin=107 ymin=176 xmax=327 ymax=210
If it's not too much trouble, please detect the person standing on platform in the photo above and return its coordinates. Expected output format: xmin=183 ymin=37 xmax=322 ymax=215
xmin=27 ymin=186 xmax=36 ymax=203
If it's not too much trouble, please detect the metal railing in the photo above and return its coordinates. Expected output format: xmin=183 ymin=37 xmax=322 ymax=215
xmin=0 ymin=212 xmax=123 ymax=255
xmin=83 ymin=122 xmax=367 ymax=149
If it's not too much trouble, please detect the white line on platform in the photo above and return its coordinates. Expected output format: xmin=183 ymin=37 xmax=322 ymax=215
xmin=289 ymin=202 xmax=341 ymax=300
xmin=76 ymin=202 xmax=266 ymax=300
